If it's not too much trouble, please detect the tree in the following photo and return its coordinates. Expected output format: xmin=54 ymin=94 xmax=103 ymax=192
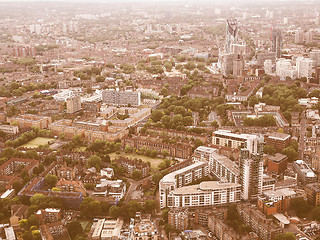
xmin=290 ymin=198 xmax=311 ymax=218
xmin=132 ymin=170 xmax=142 ymax=180
xmin=249 ymin=96 xmax=259 ymax=108
xmin=151 ymin=110 xmax=164 ymax=122
xmin=150 ymin=150 xmax=157 ymax=158
xmin=144 ymin=200 xmax=157 ymax=213
xmin=282 ymin=146 xmax=298 ymax=162
xmin=19 ymin=219 xmax=28 ymax=229
xmin=152 ymin=173 xmax=163 ymax=185
xmin=95 ymin=75 xmax=105 ymax=83
xmin=109 ymin=206 xmax=120 ymax=218
xmin=45 ymin=174 xmax=58 ymax=188
xmin=161 ymin=115 xmax=171 ymax=129
xmin=121 ymin=201 xmax=142 ymax=219
xmin=211 ymin=121 xmax=219 ymax=128
xmin=264 ymin=145 xmax=276 ymax=155
xmin=32 ymin=230 xmax=41 ymax=240
xmin=30 ymin=194 xmax=47 ymax=206
xmin=124 ymin=145 xmax=132 ymax=153
xmin=22 ymin=231 xmax=33 ymax=240
xmin=88 ymin=155 xmax=102 ymax=170
xmin=311 ymin=207 xmax=320 ymax=221
xmin=28 ymin=214 xmax=39 ymax=227
xmin=13 ymin=181 xmax=23 ymax=193
xmin=67 ymin=221 xmax=83 ymax=239
xmin=162 ymin=150 xmax=169 ymax=158
xmin=30 ymin=226 xmax=38 ymax=231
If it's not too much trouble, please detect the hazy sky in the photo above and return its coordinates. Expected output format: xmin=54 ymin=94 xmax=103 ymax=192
xmin=0 ymin=0 xmax=311 ymax=2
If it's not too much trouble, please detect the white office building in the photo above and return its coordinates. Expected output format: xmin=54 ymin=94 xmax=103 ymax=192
xmin=264 ymin=59 xmax=273 ymax=75
xmin=276 ymin=59 xmax=297 ymax=80
xmin=212 ymin=130 xmax=264 ymax=155
xmin=296 ymin=57 xmax=313 ymax=79
xmin=167 ymin=181 xmax=241 ymax=208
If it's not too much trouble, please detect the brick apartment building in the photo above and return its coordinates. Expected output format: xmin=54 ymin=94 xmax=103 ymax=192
xmin=36 ymin=208 xmax=62 ymax=224
xmin=168 ymin=208 xmax=189 ymax=231
xmin=18 ymin=177 xmax=83 ymax=209
xmin=238 ymin=203 xmax=283 ymax=240
xmin=257 ymin=188 xmax=297 ymax=216
xmin=114 ymin=157 xmax=150 ymax=178
xmin=208 ymin=211 xmax=239 ymax=240
xmin=122 ymin=136 xmax=192 ymax=159
xmin=0 ymin=158 xmax=39 ymax=176
xmin=305 ymin=183 xmax=320 ymax=206
xmin=7 ymin=114 xmax=52 ymax=130
xmin=50 ymin=119 xmax=128 ymax=142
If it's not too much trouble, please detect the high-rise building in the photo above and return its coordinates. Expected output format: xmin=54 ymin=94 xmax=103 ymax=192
xmin=271 ymin=29 xmax=282 ymax=58
xmin=239 ymin=144 xmax=264 ymax=200
xmin=295 ymin=30 xmax=304 ymax=44
xmin=66 ymin=95 xmax=81 ymax=114
xmin=310 ymin=50 xmax=320 ymax=68
xmin=315 ymin=67 xmax=320 ymax=84
xmin=296 ymin=57 xmax=313 ymax=79
xmin=233 ymin=54 xmax=244 ymax=76
xmin=276 ymin=59 xmax=297 ymax=80
xmin=264 ymin=60 xmax=273 ymax=75
xmin=225 ymin=19 xmax=238 ymax=54
xmin=220 ymin=53 xmax=234 ymax=76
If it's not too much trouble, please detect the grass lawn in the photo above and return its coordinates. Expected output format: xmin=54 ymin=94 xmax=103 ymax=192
xmin=109 ymin=152 xmax=166 ymax=170
xmin=20 ymin=137 xmax=55 ymax=149
xmin=80 ymin=221 xmax=89 ymax=231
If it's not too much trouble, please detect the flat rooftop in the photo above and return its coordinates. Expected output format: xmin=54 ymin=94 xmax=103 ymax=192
xmin=161 ymin=161 xmax=207 ymax=183
xmin=172 ymin=181 xmax=241 ymax=195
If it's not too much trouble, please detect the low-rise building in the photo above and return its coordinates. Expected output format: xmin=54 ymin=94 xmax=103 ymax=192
xmin=114 ymin=157 xmax=150 ymax=178
xmin=56 ymin=179 xmax=86 ymax=196
xmin=212 ymin=130 xmax=264 ymax=155
xmin=132 ymin=215 xmax=159 ymax=240
xmin=293 ymin=160 xmax=317 ymax=185
xmin=91 ymin=218 xmax=123 ymax=240
xmin=168 ymin=208 xmax=189 ymax=231
xmin=7 ymin=114 xmax=52 ymax=130
xmin=305 ymin=183 xmax=320 ymax=206
xmin=0 ymin=158 xmax=39 ymax=176
xmin=50 ymin=119 xmax=128 ymax=142
xmin=238 ymin=204 xmax=283 ymax=240
xmin=102 ymin=89 xmax=141 ymax=106
xmin=167 ymin=181 xmax=241 ymax=208
xmin=257 ymin=188 xmax=297 ymax=216
xmin=208 ymin=211 xmax=239 ymax=240
xmin=122 ymin=135 xmax=192 ymax=159
xmin=9 ymin=205 xmax=28 ymax=227
xmin=36 ymin=208 xmax=62 ymax=224
xmin=267 ymin=153 xmax=288 ymax=174
xmin=100 ymin=168 xmax=114 ymax=179
xmin=18 ymin=177 xmax=83 ymax=209
xmin=93 ymin=180 xmax=126 ymax=202
xmin=265 ymin=132 xmax=291 ymax=153
xmin=4 ymin=226 xmax=16 ymax=240
xmin=0 ymin=125 xmax=19 ymax=135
